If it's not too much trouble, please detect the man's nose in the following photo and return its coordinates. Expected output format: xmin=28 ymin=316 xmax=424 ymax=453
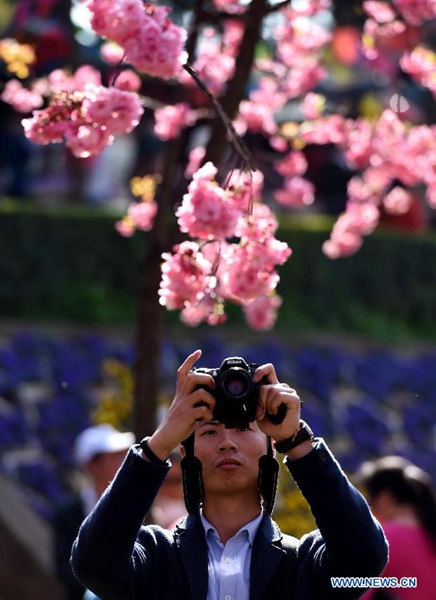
xmin=218 ymin=429 xmax=238 ymax=452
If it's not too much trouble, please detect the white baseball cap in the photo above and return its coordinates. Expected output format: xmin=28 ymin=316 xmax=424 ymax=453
xmin=74 ymin=424 xmax=135 ymax=466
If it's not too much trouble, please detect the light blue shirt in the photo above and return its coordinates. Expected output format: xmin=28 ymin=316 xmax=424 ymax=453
xmin=201 ymin=512 xmax=263 ymax=600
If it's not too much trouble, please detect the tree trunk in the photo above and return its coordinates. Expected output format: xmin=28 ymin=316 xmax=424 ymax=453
xmin=205 ymin=0 xmax=268 ymax=165
xmin=132 ymin=132 xmax=187 ymax=439
xmin=133 ymin=244 xmax=164 ymax=440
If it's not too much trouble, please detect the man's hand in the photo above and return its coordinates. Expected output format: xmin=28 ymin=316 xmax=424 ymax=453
xmin=253 ymin=363 xmax=301 ymax=441
xmin=146 ymin=350 xmax=216 ymax=461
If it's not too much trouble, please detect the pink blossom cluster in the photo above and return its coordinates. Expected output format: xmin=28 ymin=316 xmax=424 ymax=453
xmin=159 ymin=241 xmax=214 ymax=310
xmin=160 ymin=166 xmax=292 ymax=329
xmin=235 ymin=77 xmax=286 ymax=136
xmin=218 ymin=234 xmax=290 ymax=302
xmin=300 ymin=114 xmax=347 ymax=146
xmin=1 ymin=64 xmax=102 ymax=114
xmin=1 ymin=63 xmax=145 ymax=158
xmin=362 ymin=1 xmax=436 ymax=62
xmin=274 ymin=150 xmax=308 ymax=177
xmin=112 ymin=69 xmax=142 ymax=93
xmin=226 ymin=169 xmax=265 ymax=211
xmin=275 ymin=12 xmax=332 ymax=68
xmin=176 ymin=162 xmax=242 ymax=240
xmin=243 ymin=293 xmax=283 ymax=331
xmin=180 ymin=293 xmax=227 ymax=327
xmin=274 ymin=177 xmax=315 ymax=208
xmin=383 ymin=186 xmax=414 ymax=214
xmin=400 ymin=47 xmax=436 ymax=98
xmin=100 ymin=42 xmax=125 ymax=66
xmin=185 ymin=147 xmax=206 ymax=178
xmin=179 ymin=23 xmax=242 ymax=96
xmin=84 ymin=0 xmax=187 ymax=79
xmin=116 ymin=201 xmax=158 ymax=236
xmin=319 ymin=109 xmax=436 ymax=257
xmin=322 ymin=199 xmax=380 ymax=259
xmin=22 ymin=82 xmax=144 ymax=158
xmin=300 ymin=92 xmax=325 ymax=120
xmin=211 ymin=0 xmax=246 ymax=14
xmin=1 ymin=79 xmax=43 ymax=113
xmin=282 ymin=57 xmax=327 ymax=100
xmin=365 ymin=0 xmax=436 ymax=28
xmin=392 ymin=0 xmax=436 ymax=26
xmin=234 ymin=13 xmax=330 ymax=139
xmin=154 ymin=103 xmax=197 ymax=140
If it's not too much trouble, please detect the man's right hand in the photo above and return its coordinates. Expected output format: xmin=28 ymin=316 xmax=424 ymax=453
xmin=145 ymin=350 xmax=216 ymax=462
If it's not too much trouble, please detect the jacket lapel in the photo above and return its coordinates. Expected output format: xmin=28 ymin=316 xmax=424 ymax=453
xmin=249 ymin=514 xmax=287 ymax=600
xmin=174 ymin=513 xmax=209 ymax=600
xmin=174 ymin=512 xmax=290 ymax=600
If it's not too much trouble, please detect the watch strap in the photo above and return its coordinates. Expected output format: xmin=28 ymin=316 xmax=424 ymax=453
xmin=139 ymin=437 xmax=169 ymax=466
xmin=273 ymin=420 xmax=314 ymax=453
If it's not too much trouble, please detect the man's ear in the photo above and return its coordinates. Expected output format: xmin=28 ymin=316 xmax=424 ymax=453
xmin=180 ymin=445 xmax=186 ymax=458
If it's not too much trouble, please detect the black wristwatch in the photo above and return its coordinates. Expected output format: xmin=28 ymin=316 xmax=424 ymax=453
xmin=273 ymin=420 xmax=314 ymax=454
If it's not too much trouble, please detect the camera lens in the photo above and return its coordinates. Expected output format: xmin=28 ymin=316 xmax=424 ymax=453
xmin=221 ymin=370 xmax=251 ymax=399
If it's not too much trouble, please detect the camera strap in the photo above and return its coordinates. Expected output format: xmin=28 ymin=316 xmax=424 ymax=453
xmin=181 ymin=433 xmax=279 ymax=515
xmin=181 ymin=433 xmax=204 ymax=513
xmin=258 ymin=437 xmax=280 ymax=515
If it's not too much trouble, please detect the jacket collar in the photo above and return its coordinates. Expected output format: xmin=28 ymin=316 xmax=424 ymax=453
xmin=174 ymin=512 xmax=286 ymax=600
xmin=174 ymin=513 xmax=209 ymax=600
xmin=250 ymin=514 xmax=287 ymax=600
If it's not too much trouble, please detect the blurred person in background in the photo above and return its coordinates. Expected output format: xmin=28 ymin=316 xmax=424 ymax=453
xmin=355 ymin=455 xmax=436 ymax=600
xmin=53 ymin=424 xmax=134 ymax=600
xmin=147 ymin=450 xmax=186 ymax=529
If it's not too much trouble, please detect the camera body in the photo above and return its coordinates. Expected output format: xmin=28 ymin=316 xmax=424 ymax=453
xmin=193 ymin=356 xmax=266 ymax=429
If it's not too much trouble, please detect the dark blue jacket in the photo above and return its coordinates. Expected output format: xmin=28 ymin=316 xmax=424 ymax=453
xmin=71 ymin=440 xmax=388 ymax=600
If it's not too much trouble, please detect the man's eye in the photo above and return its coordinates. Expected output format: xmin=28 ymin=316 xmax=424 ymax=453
xmin=201 ymin=429 xmax=217 ymax=436
xmin=237 ymin=426 xmax=251 ymax=432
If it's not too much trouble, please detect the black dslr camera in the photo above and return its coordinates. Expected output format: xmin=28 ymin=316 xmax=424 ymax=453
xmin=193 ymin=356 xmax=285 ymax=429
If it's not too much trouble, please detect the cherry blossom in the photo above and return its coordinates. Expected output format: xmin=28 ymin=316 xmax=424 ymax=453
xmin=274 ymin=151 xmax=308 ymax=177
xmin=243 ymin=294 xmax=283 ymax=331
xmin=6 ymin=0 xmax=436 ymax=330
xmin=113 ymin=69 xmax=142 ymax=92
xmin=21 ymin=81 xmax=143 ymax=157
xmin=185 ymin=147 xmax=206 ymax=178
xmin=176 ymin=162 xmax=242 ymax=240
xmin=154 ymin=103 xmax=196 ymax=140
xmin=81 ymin=85 xmax=144 ymax=134
xmin=401 ymin=47 xmax=436 ymax=98
xmin=181 ymin=294 xmax=227 ymax=327
xmin=1 ymin=79 xmax=43 ymax=113
xmin=158 ymin=241 xmax=213 ymax=310
xmin=383 ymin=186 xmax=414 ymax=214
xmin=274 ymin=177 xmax=315 ymax=208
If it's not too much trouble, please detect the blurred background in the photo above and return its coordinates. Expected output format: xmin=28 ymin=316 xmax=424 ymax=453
xmin=0 ymin=1 xmax=435 ymax=599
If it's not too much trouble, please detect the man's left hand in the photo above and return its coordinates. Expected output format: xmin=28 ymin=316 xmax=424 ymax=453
xmin=253 ymin=363 xmax=301 ymax=441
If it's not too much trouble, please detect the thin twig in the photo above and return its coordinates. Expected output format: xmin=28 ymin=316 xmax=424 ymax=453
xmin=183 ymin=62 xmax=256 ymax=173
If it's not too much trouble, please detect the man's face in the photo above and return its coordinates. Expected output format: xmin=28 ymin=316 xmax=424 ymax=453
xmin=194 ymin=421 xmax=268 ymax=499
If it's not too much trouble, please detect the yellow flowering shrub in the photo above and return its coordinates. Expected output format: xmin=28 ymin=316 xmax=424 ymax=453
xmin=274 ymin=462 xmax=316 ymax=539
xmin=92 ymin=358 xmax=134 ymax=429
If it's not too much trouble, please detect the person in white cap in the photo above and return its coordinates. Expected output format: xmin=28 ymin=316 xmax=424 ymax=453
xmin=53 ymin=424 xmax=135 ymax=600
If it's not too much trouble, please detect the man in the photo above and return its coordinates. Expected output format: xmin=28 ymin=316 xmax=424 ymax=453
xmin=71 ymin=350 xmax=388 ymax=599
xmin=53 ymin=424 xmax=135 ymax=599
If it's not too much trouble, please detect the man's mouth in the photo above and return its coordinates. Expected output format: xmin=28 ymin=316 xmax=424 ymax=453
xmin=216 ymin=458 xmax=242 ymax=469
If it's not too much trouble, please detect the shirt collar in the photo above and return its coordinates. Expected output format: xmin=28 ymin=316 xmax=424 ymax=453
xmin=200 ymin=511 xmax=263 ymax=546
